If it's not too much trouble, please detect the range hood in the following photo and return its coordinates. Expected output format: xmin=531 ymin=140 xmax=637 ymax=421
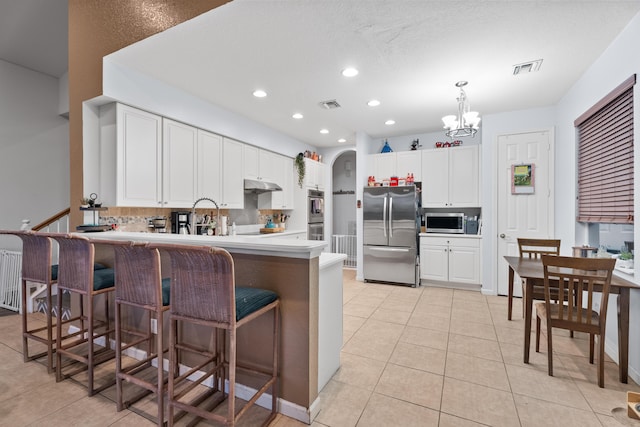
xmin=244 ymin=178 xmax=282 ymax=193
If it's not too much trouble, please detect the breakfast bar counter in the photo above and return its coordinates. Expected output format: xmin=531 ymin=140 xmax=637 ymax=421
xmin=82 ymin=231 xmax=332 ymax=423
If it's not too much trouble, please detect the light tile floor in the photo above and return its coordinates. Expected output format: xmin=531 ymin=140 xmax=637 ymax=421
xmin=1 ymin=269 xmax=639 ymax=426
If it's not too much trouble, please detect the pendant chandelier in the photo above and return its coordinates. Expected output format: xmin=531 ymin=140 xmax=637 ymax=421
xmin=442 ymin=81 xmax=481 ymax=138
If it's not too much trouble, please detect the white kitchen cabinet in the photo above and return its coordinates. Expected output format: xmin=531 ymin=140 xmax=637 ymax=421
xmin=197 ymin=129 xmax=222 ymax=202
xmin=243 ymin=144 xmax=260 ymax=180
xmin=367 ymin=152 xmax=396 ymax=181
xmin=100 ymin=105 xmax=200 ymax=208
xmin=162 ymin=118 xmax=197 ymax=208
xmin=221 ymin=137 xmax=244 ymax=209
xmin=396 ymin=150 xmax=422 ymax=182
xmin=420 ymin=236 xmax=480 ymax=285
xmin=304 ymin=158 xmax=325 ymax=190
xmin=244 ymin=145 xmax=280 ymax=183
xmin=367 ymin=151 xmax=422 ymax=183
xmin=269 ymin=156 xmax=294 ymax=209
xmin=100 ymin=103 xmax=163 ymax=207
xmin=422 ymin=145 xmax=479 ymax=207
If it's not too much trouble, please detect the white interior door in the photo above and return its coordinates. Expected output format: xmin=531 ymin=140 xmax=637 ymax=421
xmin=497 ymin=131 xmax=554 ymax=296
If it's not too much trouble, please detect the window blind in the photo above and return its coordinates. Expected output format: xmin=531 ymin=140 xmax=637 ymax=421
xmin=576 ymin=75 xmax=635 ymax=223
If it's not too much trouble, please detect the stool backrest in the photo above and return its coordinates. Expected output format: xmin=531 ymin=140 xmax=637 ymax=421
xmin=109 ymin=240 xmax=163 ymax=307
xmin=0 ymin=230 xmax=52 ymax=283
xmin=148 ymin=243 xmax=235 ymax=324
xmin=45 ymin=233 xmax=95 ymax=294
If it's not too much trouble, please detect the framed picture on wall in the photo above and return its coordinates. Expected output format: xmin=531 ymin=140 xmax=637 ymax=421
xmin=512 ymin=164 xmax=535 ymax=194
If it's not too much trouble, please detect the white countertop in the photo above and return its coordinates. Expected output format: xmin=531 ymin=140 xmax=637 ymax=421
xmin=319 ymin=253 xmax=347 ymax=269
xmin=80 ymin=231 xmax=327 ymax=259
xmin=419 ymin=233 xmax=482 ymax=239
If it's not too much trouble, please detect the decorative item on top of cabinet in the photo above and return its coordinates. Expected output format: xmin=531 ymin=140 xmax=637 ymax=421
xmin=295 ymin=153 xmax=306 ymax=188
xmin=381 ymin=139 xmax=393 ymax=153
xmin=410 ymin=139 xmax=421 ymax=150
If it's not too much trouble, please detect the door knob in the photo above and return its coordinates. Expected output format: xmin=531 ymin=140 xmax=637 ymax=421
xmin=500 ymin=233 xmax=506 ymax=238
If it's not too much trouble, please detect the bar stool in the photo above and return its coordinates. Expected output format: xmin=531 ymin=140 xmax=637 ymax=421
xmin=0 ymin=230 xmax=57 ymax=373
xmin=45 ymin=233 xmax=116 ymax=396
xmin=105 ymin=240 xmax=171 ymax=426
xmin=149 ymin=243 xmax=280 ymax=427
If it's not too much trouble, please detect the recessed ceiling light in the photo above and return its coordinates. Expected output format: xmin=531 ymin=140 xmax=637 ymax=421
xmin=320 ymin=129 xmax=329 ymax=134
xmin=385 ymin=120 xmax=396 ymax=125
xmin=367 ymin=100 xmax=381 ymax=107
xmin=338 ymin=138 xmax=347 ymax=143
xmin=292 ymin=113 xmax=303 ymax=119
xmin=253 ymin=89 xmax=267 ymax=98
xmin=342 ymin=67 xmax=359 ymax=77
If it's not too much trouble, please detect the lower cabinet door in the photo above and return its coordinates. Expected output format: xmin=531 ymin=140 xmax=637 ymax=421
xmin=419 ymin=244 xmax=448 ymax=281
xmin=448 ymin=246 xmax=480 ymax=284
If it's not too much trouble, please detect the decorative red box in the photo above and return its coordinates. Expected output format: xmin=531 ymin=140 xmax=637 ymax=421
xmin=390 ymin=176 xmax=398 ymax=186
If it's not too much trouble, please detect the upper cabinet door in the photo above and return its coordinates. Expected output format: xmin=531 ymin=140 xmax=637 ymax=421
xmin=304 ymin=158 xmax=325 ymax=190
xmin=421 ymin=149 xmax=449 ymax=207
xmin=197 ymin=129 xmax=222 ymax=202
xmin=422 ymin=145 xmax=479 ymax=207
xmin=396 ymin=151 xmax=422 ymax=182
xmin=243 ymin=144 xmax=260 ymax=180
xmin=162 ymin=119 xmax=197 ymax=208
xmin=116 ymin=104 xmax=163 ymax=207
xmin=448 ymin=145 xmax=479 ymax=207
xmin=221 ymin=137 xmax=244 ymax=209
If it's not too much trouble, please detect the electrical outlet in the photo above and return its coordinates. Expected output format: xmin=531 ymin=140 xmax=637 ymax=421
xmin=150 ymin=318 xmax=157 ymax=334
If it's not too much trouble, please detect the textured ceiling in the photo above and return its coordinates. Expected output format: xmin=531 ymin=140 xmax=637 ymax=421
xmin=106 ymin=0 xmax=640 ymax=147
xmin=2 ymin=1 xmax=640 ymax=149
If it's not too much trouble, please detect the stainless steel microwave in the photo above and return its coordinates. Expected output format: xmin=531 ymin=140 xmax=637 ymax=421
xmin=425 ymin=212 xmax=465 ymax=234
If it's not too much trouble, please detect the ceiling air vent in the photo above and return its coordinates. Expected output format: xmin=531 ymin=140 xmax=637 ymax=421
xmin=319 ymin=99 xmax=341 ymax=109
xmin=513 ymin=59 xmax=543 ymax=75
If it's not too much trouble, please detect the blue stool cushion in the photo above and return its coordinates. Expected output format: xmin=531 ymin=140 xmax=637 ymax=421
xmin=235 ymin=287 xmax=278 ymax=321
xmin=93 ymin=268 xmax=115 ymax=291
xmin=161 ymin=278 xmax=171 ymax=306
xmin=51 ymin=262 xmax=108 ymax=281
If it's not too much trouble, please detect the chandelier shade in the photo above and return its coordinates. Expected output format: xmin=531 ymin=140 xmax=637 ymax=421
xmin=442 ymin=81 xmax=481 ymax=138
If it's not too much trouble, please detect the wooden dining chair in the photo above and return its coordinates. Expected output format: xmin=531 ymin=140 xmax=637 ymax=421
xmin=535 ymin=255 xmax=615 ymax=388
xmin=516 ymin=238 xmax=561 ymax=318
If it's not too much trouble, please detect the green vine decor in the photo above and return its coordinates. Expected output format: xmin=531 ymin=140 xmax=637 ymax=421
xmin=295 ymin=153 xmax=306 ymax=188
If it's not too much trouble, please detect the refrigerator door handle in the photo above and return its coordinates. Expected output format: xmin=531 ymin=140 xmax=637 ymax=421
xmin=383 ymin=195 xmax=388 ymax=238
xmin=368 ymin=246 xmax=410 ymax=253
xmin=389 ymin=196 xmax=393 ymax=238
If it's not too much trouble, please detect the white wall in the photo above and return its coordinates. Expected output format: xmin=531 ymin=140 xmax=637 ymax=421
xmin=553 ymin=11 xmax=640 ymax=383
xmin=479 ymin=106 xmax=557 ymax=296
xmin=332 ymin=151 xmax=356 ymax=235
xmin=101 ymin=60 xmax=312 ymax=158
xmin=0 ymin=59 xmax=69 ymax=251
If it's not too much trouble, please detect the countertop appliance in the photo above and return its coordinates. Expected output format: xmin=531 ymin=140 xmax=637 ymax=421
xmin=363 ymin=185 xmax=420 ymax=287
xmin=425 ymin=212 xmax=465 ymax=234
xmin=171 ymin=211 xmax=191 ymax=234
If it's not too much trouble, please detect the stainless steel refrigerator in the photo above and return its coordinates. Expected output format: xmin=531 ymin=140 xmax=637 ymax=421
xmin=363 ymin=185 xmax=420 ymax=287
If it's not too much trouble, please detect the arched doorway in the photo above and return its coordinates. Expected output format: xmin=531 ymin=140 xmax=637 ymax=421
xmin=332 ymin=151 xmax=357 ymax=268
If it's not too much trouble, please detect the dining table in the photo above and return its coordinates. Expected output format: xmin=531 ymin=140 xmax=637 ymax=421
xmin=504 ymin=255 xmax=637 ymax=383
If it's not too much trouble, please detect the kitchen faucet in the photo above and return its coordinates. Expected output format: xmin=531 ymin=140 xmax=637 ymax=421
xmin=191 ymin=197 xmax=219 ymax=235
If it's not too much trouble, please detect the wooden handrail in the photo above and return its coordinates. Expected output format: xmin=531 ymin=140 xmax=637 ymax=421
xmin=32 ymin=208 xmax=71 ymax=231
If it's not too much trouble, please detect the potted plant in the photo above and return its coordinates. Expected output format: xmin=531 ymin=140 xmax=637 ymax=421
xmin=295 ymin=153 xmax=306 ymax=188
xmin=617 ymin=248 xmax=634 ymax=269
